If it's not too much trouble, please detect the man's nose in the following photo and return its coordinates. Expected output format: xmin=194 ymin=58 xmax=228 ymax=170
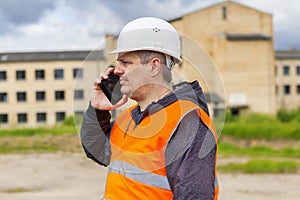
xmin=114 ymin=63 xmax=124 ymax=75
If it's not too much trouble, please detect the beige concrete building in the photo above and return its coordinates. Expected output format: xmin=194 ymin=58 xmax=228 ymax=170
xmin=275 ymin=50 xmax=300 ymax=110
xmin=0 ymin=1 xmax=299 ymax=128
xmin=169 ymin=1 xmax=276 ymax=115
xmin=0 ymin=51 xmax=106 ymax=127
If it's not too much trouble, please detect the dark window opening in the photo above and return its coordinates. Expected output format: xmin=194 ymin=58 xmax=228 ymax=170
xmin=283 ymin=66 xmax=290 ymax=76
xmin=55 ymin=91 xmax=65 ymax=101
xmin=17 ymin=92 xmax=27 ymax=102
xmin=74 ymin=90 xmax=84 ymax=100
xmin=0 ymin=92 xmax=7 ymax=102
xmin=36 ymin=91 xmax=46 ymax=101
xmin=56 ymin=112 xmax=66 ymax=122
xmin=16 ymin=70 xmax=26 ymax=80
xmin=0 ymin=71 xmax=6 ymax=81
xmin=55 ymin=69 xmax=64 ymax=79
xmin=37 ymin=113 xmax=46 ymax=123
xmin=18 ymin=113 xmax=27 ymax=123
xmin=0 ymin=114 xmax=8 ymax=124
xmin=222 ymin=6 xmax=227 ymax=20
xmin=284 ymin=85 xmax=290 ymax=95
xmin=73 ymin=68 xmax=83 ymax=79
xmin=35 ymin=70 xmax=45 ymax=80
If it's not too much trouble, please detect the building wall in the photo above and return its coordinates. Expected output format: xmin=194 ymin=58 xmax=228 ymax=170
xmin=275 ymin=57 xmax=300 ymax=110
xmin=0 ymin=59 xmax=105 ymax=128
xmin=170 ymin=1 xmax=276 ymax=114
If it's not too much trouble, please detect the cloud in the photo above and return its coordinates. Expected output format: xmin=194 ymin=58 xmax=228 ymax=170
xmin=0 ymin=0 xmax=55 ymax=34
xmin=0 ymin=0 xmax=299 ymax=52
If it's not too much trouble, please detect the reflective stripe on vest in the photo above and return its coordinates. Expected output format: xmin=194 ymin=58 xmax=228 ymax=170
xmin=108 ymin=160 xmax=171 ymax=190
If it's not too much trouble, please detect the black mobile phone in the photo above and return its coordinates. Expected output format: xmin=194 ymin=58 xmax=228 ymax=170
xmin=98 ymin=72 xmax=123 ymax=104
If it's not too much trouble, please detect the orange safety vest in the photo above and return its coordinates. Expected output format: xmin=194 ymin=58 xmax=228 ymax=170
xmin=104 ymin=100 xmax=219 ymax=200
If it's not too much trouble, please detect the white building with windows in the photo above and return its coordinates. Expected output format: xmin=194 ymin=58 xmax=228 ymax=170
xmin=275 ymin=50 xmax=300 ymax=110
xmin=0 ymin=50 xmax=105 ymax=127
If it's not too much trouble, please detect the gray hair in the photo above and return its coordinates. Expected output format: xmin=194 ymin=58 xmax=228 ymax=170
xmin=136 ymin=50 xmax=172 ymax=83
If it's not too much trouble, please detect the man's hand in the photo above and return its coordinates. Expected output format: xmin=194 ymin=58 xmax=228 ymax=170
xmin=91 ymin=67 xmax=128 ymax=110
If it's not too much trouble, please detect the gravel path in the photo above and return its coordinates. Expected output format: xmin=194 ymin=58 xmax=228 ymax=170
xmin=0 ymin=153 xmax=299 ymax=200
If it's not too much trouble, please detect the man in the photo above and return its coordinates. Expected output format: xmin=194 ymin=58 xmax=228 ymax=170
xmin=81 ymin=17 xmax=219 ymax=200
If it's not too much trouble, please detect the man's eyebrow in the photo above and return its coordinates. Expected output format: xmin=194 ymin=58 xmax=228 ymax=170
xmin=117 ymin=58 xmax=132 ymax=63
xmin=116 ymin=58 xmax=124 ymax=62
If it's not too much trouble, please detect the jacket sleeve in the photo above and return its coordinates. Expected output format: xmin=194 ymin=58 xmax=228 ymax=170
xmin=165 ymin=110 xmax=217 ymax=200
xmin=80 ymin=102 xmax=112 ymax=167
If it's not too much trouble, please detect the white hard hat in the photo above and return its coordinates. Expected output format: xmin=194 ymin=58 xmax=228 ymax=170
xmin=109 ymin=17 xmax=182 ymax=64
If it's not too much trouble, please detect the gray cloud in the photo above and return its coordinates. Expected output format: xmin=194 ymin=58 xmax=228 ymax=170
xmin=0 ymin=0 xmax=55 ymax=25
xmin=0 ymin=0 xmax=299 ymax=51
xmin=0 ymin=0 xmax=55 ymax=36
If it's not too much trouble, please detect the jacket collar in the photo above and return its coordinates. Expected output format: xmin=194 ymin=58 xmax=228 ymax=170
xmin=130 ymin=80 xmax=209 ymax=125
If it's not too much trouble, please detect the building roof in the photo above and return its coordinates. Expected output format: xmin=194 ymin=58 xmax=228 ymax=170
xmin=275 ymin=50 xmax=300 ymax=59
xmin=0 ymin=50 xmax=105 ymax=63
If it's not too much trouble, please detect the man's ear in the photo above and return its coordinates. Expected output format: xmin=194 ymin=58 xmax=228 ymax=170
xmin=150 ymin=58 xmax=161 ymax=77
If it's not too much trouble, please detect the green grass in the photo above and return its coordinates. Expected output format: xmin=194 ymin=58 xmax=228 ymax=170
xmin=219 ymin=143 xmax=300 ymax=158
xmin=221 ymin=112 xmax=300 ymax=140
xmin=0 ymin=145 xmax=58 ymax=154
xmin=2 ymin=187 xmax=41 ymax=193
xmin=0 ymin=125 xmax=77 ymax=137
xmin=0 ymin=116 xmax=78 ymax=137
xmin=219 ymin=159 xmax=299 ymax=174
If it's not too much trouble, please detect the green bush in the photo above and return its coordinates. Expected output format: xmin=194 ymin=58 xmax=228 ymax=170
xmin=221 ymin=109 xmax=300 ymax=140
xmin=62 ymin=116 xmax=75 ymax=126
xmin=277 ymin=107 xmax=300 ymax=123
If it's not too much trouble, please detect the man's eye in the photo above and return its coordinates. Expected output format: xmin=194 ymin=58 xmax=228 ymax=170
xmin=123 ymin=61 xmax=132 ymax=65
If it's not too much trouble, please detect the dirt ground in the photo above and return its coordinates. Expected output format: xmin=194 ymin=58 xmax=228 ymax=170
xmin=0 ymin=152 xmax=300 ymax=200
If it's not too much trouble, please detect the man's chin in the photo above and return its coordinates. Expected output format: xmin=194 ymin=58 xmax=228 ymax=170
xmin=120 ymin=87 xmax=131 ymax=97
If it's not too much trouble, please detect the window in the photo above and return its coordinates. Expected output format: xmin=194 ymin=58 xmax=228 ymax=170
xmin=74 ymin=90 xmax=84 ymax=100
xmin=17 ymin=92 xmax=26 ymax=102
xmin=222 ymin=6 xmax=227 ymax=20
xmin=18 ymin=113 xmax=27 ymax=124
xmin=275 ymin=85 xmax=278 ymax=95
xmin=55 ymin=90 xmax=65 ymax=101
xmin=0 ymin=71 xmax=6 ymax=81
xmin=0 ymin=114 xmax=8 ymax=124
xmin=37 ymin=112 xmax=46 ymax=123
xmin=274 ymin=66 xmax=278 ymax=76
xmin=36 ymin=91 xmax=46 ymax=101
xmin=16 ymin=70 xmax=26 ymax=80
xmin=0 ymin=92 xmax=7 ymax=102
xmin=284 ymin=85 xmax=290 ymax=95
xmin=75 ymin=111 xmax=84 ymax=116
xmin=35 ymin=70 xmax=45 ymax=80
xmin=297 ymin=85 xmax=300 ymax=95
xmin=54 ymin=69 xmax=64 ymax=79
xmin=297 ymin=66 xmax=300 ymax=75
xmin=283 ymin=66 xmax=290 ymax=75
xmin=73 ymin=68 xmax=83 ymax=79
xmin=56 ymin=112 xmax=66 ymax=122
xmin=74 ymin=111 xmax=84 ymax=121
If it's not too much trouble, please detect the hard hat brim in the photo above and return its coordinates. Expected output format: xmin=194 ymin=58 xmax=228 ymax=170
xmin=108 ymin=47 xmax=182 ymax=64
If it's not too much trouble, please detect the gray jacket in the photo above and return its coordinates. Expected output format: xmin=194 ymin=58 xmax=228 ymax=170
xmin=80 ymin=81 xmax=218 ymax=200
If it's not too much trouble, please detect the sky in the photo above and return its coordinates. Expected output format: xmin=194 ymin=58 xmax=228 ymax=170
xmin=0 ymin=0 xmax=299 ymax=52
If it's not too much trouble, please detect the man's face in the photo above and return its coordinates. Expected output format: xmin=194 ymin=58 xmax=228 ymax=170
xmin=114 ymin=52 xmax=151 ymax=100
